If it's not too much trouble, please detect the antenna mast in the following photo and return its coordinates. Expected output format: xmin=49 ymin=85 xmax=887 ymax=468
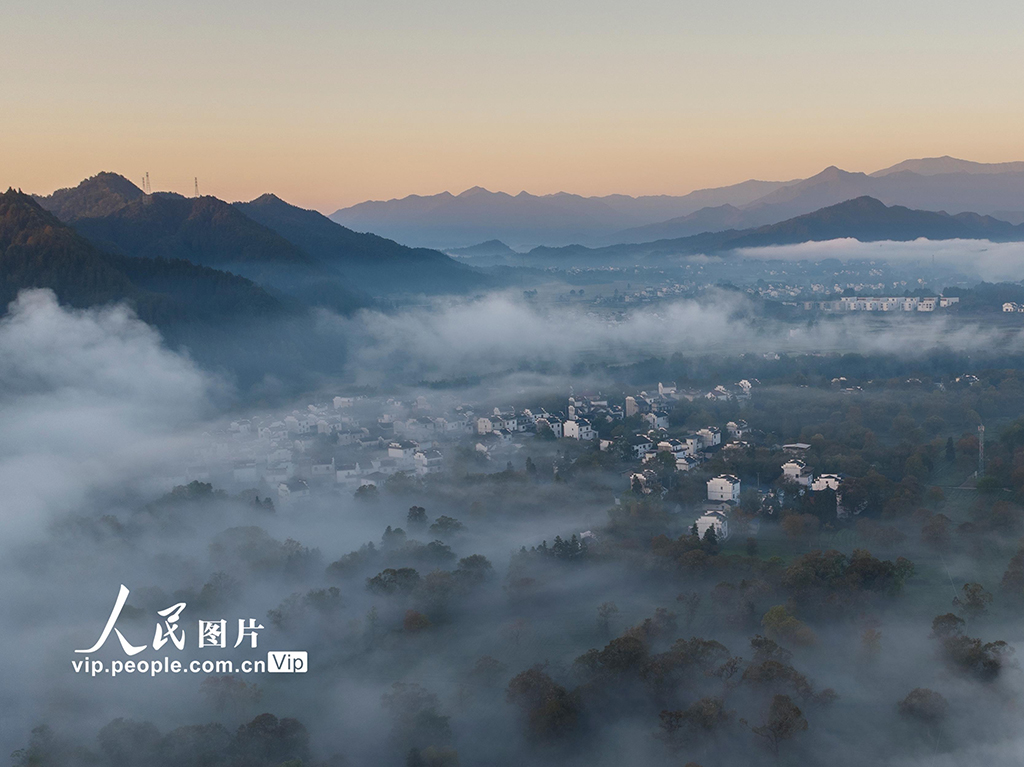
xmin=144 ymin=172 xmax=151 ymax=195
xmin=194 ymin=177 xmax=199 ymax=198
xmin=978 ymin=424 xmax=985 ymax=475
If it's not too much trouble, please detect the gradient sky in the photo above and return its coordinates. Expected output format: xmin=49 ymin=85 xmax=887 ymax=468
xmin=3 ymin=0 xmax=1023 ymax=212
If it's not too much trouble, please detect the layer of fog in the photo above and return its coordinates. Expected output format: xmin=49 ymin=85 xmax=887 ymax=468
xmin=736 ymin=238 xmax=1024 ymax=283
xmin=327 ymin=289 xmax=1024 ymax=385
xmin=4 ymin=288 xmax=1024 ymax=766
xmin=0 ymin=290 xmax=220 ymax=547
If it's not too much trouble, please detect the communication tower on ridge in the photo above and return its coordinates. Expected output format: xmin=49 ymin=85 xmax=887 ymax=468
xmin=143 ymin=172 xmax=151 ymax=195
xmin=194 ymin=177 xmax=199 ymax=198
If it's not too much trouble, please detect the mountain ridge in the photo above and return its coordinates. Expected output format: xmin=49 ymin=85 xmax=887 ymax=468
xmin=329 ymin=157 xmax=1024 ymax=249
xmin=520 ymin=196 xmax=1024 ymax=265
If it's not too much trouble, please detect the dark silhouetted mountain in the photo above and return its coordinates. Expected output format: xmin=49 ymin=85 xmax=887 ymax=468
xmin=38 ymin=175 xmax=367 ymax=313
xmin=739 ymin=165 xmax=1024 ymax=225
xmin=0 ymin=189 xmax=282 ymax=325
xmin=445 ymin=240 xmax=518 ymax=258
xmin=71 ymin=193 xmax=314 ymax=268
xmin=329 ymin=179 xmax=797 ymax=249
xmin=34 ymin=171 xmax=145 ymax=221
xmin=523 ymin=197 xmax=1024 ymax=265
xmin=234 ymin=194 xmax=488 ymax=295
xmin=723 ymin=196 xmax=1021 ymax=249
xmin=870 ymin=156 xmax=1024 ymax=177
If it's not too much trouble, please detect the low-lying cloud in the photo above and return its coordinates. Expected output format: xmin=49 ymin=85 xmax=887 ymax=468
xmin=737 ymin=238 xmax=1024 ymax=283
xmin=0 ymin=289 xmax=214 ymax=545
xmin=326 ymin=290 xmax=1024 ymax=384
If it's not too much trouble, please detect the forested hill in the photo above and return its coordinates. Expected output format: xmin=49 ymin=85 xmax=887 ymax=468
xmin=34 ymin=171 xmax=145 ymax=221
xmin=524 ymin=196 xmax=1024 ymax=265
xmin=235 ymin=193 xmax=489 ymax=295
xmin=0 ymin=189 xmax=283 ymax=326
xmin=36 ymin=173 xmax=482 ymax=301
xmin=70 ymin=193 xmax=315 ymax=268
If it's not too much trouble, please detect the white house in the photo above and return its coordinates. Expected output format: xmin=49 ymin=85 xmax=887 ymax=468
xmin=643 ymin=411 xmax=670 ymax=430
xmin=628 ymin=434 xmax=655 ymax=459
xmin=278 ymin=478 xmax=310 ymax=505
xmin=675 ymin=455 xmax=700 ymax=472
xmin=310 ymin=456 xmax=336 ymax=480
xmin=695 ymin=509 xmax=730 ymax=541
xmin=564 ymin=419 xmax=596 ymax=441
xmin=388 ymin=440 xmax=419 ymax=461
xmin=697 ymin=427 xmax=722 ymax=449
xmin=782 ymin=459 xmax=814 ymax=487
xmin=535 ymin=417 xmax=563 ymax=438
xmin=726 ymin=420 xmax=750 ymax=439
xmin=414 ymin=449 xmax=443 ymax=475
xmin=658 ymin=439 xmax=688 ymax=458
xmin=707 ymin=474 xmax=741 ymax=502
xmin=336 ymin=463 xmax=362 ymax=486
xmin=232 ymin=460 xmax=258 ymax=484
xmin=811 ymin=473 xmax=842 ymax=491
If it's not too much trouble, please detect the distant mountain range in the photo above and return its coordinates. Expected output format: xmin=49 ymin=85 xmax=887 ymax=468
xmin=520 ymin=196 xmax=1024 ymax=266
xmin=331 ymin=157 xmax=1024 ymax=249
xmin=34 ymin=174 xmax=487 ymax=306
xmin=330 ymin=179 xmax=793 ymax=250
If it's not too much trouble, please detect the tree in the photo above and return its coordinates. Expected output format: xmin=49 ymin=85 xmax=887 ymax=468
xmin=404 ymin=610 xmax=431 ymax=632
xmin=597 ymin=601 xmax=619 ymax=636
xmin=367 ymin=568 xmax=421 ymax=595
xmin=200 ymin=674 xmax=263 ymax=714
xmin=761 ymin=605 xmax=816 ymax=647
xmin=429 ymin=516 xmax=464 ymax=537
xmin=232 ymin=713 xmax=311 ymax=766
xmin=953 ymin=582 xmax=993 ymax=621
xmin=677 ymin=591 xmax=702 ymax=629
xmin=506 ymin=666 xmax=580 ymax=740
xmin=750 ymin=695 xmax=808 ymax=755
xmin=455 ymin=554 xmax=494 ymax=583
xmin=945 ymin=437 xmax=956 ymax=462
xmin=658 ymin=698 xmax=733 ymax=747
xmin=898 ymin=688 xmax=948 ymax=724
xmin=407 ymin=506 xmax=428 ymax=530
xmin=382 ymin=683 xmax=452 ymax=754
xmin=921 ymin=514 xmax=952 ymax=550
xmin=355 ymin=484 xmax=379 ymax=502
xmin=1001 ymin=545 xmax=1024 ymax=600
xmin=781 ymin=513 xmax=819 ymax=540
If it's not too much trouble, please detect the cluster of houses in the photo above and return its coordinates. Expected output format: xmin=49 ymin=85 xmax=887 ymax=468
xmin=171 ymin=376 xmax=760 ymax=509
xmin=802 ymin=296 xmax=959 ymax=312
xmin=691 ymin=448 xmax=845 ymax=543
xmin=1002 ymin=302 xmax=1024 ymax=313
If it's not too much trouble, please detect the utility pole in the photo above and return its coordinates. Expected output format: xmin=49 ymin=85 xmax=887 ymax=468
xmin=978 ymin=424 xmax=985 ymax=475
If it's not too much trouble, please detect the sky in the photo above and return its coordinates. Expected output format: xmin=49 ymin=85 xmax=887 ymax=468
xmin=3 ymin=0 xmax=1024 ymax=212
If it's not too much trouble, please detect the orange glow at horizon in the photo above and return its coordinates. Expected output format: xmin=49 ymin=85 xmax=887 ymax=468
xmin=3 ymin=0 xmax=1023 ymax=213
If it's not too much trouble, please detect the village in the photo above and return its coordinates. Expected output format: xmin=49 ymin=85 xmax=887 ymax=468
xmin=170 ymin=376 xmax=849 ymax=542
